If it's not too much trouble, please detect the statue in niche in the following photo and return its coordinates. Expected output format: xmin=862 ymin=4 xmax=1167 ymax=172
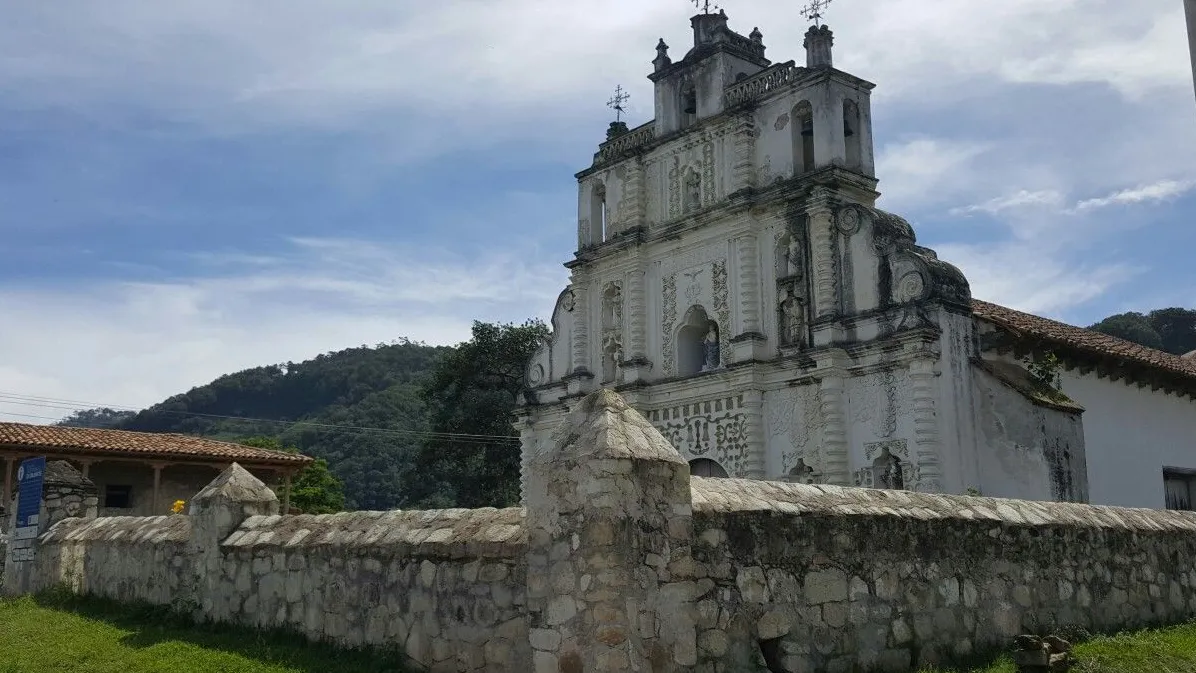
xmin=778 ymin=285 xmax=805 ymax=346
xmin=787 ymin=459 xmax=816 ymax=484
xmin=785 ymin=237 xmax=803 ymax=278
xmin=684 ymin=169 xmax=701 ymax=213
xmin=701 ymin=321 xmax=721 ymax=371
xmin=601 ymin=334 xmax=622 ymax=384
xmin=875 ymin=450 xmax=904 ymax=490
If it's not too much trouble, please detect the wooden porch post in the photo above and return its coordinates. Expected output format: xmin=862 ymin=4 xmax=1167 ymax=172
xmin=79 ymin=459 xmax=92 ymax=480
xmin=2 ymin=454 xmax=13 ymax=509
xmin=151 ymin=463 xmax=165 ymax=514
xmin=282 ymin=472 xmax=292 ymax=515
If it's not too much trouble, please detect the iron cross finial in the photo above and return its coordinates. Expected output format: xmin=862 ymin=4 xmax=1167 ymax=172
xmin=607 ymin=85 xmax=630 ymax=123
xmin=691 ymin=0 xmax=720 ymax=15
xmin=801 ymin=0 xmax=832 ymax=26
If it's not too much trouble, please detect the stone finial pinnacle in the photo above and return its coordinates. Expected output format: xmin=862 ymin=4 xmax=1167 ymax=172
xmin=192 ymin=463 xmax=278 ymax=506
xmin=653 ymin=38 xmax=672 ymax=72
xmin=543 ymin=389 xmax=685 ymax=464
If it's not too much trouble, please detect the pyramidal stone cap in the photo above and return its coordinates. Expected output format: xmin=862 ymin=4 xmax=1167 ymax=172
xmin=192 ymin=463 xmax=278 ymax=505
xmin=541 ymin=388 xmax=686 ymax=465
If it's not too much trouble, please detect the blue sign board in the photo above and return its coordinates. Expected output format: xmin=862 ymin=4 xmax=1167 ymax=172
xmin=16 ymin=456 xmax=46 ymax=530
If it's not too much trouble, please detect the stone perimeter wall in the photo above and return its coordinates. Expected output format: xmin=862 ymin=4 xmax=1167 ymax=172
xmin=6 ymin=389 xmax=1196 ymax=673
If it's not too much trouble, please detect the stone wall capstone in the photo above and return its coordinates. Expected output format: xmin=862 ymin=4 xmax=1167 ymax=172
xmin=6 ymin=391 xmax=1196 ymax=672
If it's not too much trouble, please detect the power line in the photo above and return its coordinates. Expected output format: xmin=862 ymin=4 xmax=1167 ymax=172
xmin=0 ymin=391 xmax=522 ymax=446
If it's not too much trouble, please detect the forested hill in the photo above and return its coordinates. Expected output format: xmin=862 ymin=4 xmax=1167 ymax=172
xmin=58 ymin=338 xmax=451 ymax=510
xmin=1088 ymin=308 xmax=1196 ymax=356
xmin=55 ymin=321 xmax=548 ymax=512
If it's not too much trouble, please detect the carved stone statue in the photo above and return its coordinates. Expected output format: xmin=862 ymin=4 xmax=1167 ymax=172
xmin=786 ymin=238 xmax=803 ymax=278
xmin=779 ymin=287 xmax=805 ymax=346
xmin=702 ymin=323 xmax=720 ymax=371
xmin=685 ymin=171 xmax=701 ymax=213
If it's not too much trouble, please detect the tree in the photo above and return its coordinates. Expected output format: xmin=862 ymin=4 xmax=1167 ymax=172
xmin=239 ymin=436 xmax=346 ymax=514
xmin=56 ymin=408 xmax=136 ymax=429
xmin=402 ymin=319 xmax=549 ymax=509
xmin=1089 ymin=312 xmax=1163 ymax=351
xmin=1148 ymin=308 xmax=1196 ymax=356
xmin=1089 ymin=308 xmax=1196 ymax=355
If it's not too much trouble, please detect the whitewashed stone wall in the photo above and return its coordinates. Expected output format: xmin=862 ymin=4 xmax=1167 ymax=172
xmin=8 ymin=390 xmax=1196 ymax=673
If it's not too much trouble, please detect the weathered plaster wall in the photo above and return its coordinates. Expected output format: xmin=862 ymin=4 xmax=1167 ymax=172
xmin=1058 ymin=369 xmax=1196 ymax=509
xmin=87 ymin=462 xmax=221 ymax=517
xmin=690 ymin=476 xmax=1196 ymax=672
xmin=972 ymin=363 xmax=1087 ymax=502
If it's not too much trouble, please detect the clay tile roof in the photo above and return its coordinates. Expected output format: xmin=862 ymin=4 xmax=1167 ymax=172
xmin=0 ymin=422 xmax=313 ymax=468
xmin=972 ymin=299 xmax=1196 ymax=382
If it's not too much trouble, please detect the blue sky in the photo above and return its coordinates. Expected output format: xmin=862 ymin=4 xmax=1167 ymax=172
xmin=0 ymin=0 xmax=1193 ymax=419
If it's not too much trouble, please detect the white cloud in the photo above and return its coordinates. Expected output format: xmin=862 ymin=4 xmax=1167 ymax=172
xmin=874 ymin=138 xmax=992 ymax=212
xmin=1069 ymin=179 xmax=1196 ymax=214
xmin=0 ymin=237 xmax=568 ymax=422
xmin=949 ymin=190 xmax=1065 ymax=217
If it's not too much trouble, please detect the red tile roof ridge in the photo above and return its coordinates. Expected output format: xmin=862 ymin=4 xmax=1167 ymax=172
xmin=0 ymin=421 xmax=313 ymax=466
xmin=972 ymin=299 xmax=1196 ymax=382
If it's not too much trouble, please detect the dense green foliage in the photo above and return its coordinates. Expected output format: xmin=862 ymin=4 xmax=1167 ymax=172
xmin=918 ymin=621 xmax=1196 ymax=672
xmin=55 ymin=407 xmax=136 ymax=429
xmin=64 ymin=322 xmax=545 ymax=511
xmin=400 ymin=320 xmax=549 ymax=509
xmin=1089 ymin=308 xmax=1196 ymax=356
xmin=0 ymin=591 xmax=415 ymax=672
xmin=104 ymin=339 xmax=447 ymax=510
xmin=239 ymin=437 xmax=346 ymax=514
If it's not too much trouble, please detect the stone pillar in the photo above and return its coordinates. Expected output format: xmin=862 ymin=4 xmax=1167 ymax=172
xmin=816 ymin=355 xmax=851 ymax=486
xmin=187 ymin=463 xmax=279 ymax=622
xmin=807 ymin=194 xmax=839 ymax=321
xmin=909 ymin=357 xmax=944 ymax=492
xmin=524 ymin=389 xmax=697 ymax=673
xmin=624 ymin=264 xmax=651 ymax=383
xmin=730 ymin=112 xmax=757 ymax=193
xmin=732 ymin=233 xmax=768 ymax=362
xmin=2 ymin=461 xmax=98 ymax=596
xmin=568 ymin=272 xmax=595 ymax=395
xmin=741 ymin=389 xmax=767 ymax=479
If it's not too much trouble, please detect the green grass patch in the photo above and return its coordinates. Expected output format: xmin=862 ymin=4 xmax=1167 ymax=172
xmin=919 ymin=621 xmax=1196 ymax=673
xmin=0 ymin=590 xmax=416 ymax=673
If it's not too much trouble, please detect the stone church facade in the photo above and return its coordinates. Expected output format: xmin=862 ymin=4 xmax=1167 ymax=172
xmin=517 ymin=11 xmax=1099 ymax=503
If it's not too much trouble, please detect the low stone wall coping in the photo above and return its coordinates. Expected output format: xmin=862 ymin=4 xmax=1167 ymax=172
xmin=691 ymin=477 xmax=1196 ymax=531
xmin=41 ymin=515 xmax=191 ymax=544
xmin=224 ymin=507 xmax=527 ymax=559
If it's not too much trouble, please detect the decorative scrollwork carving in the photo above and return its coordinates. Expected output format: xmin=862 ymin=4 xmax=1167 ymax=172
xmin=896 ymin=271 xmax=926 ymax=304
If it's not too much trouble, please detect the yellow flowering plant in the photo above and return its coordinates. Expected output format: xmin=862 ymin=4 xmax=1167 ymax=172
xmin=170 ymin=500 xmax=186 ymax=515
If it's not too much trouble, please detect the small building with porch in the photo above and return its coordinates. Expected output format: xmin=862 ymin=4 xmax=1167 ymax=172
xmin=0 ymin=422 xmax=312 ymax=527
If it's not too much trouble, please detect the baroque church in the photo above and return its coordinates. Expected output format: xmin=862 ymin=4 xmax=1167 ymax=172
xmin=517 ymin=10 xmax=1196 ymax=509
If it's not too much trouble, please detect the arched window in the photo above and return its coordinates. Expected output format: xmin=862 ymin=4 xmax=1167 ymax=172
xmin=683 ymin=168 xmax=701 ymax=214
xmin=677 ymin=305 xmax=719 ymax=376
xmin=590 ymin=183 xmax=608 ymax=243
xmin=680 ymin=83 xmax=697 ymax=129
xmin=843 ymin=98 xmax=862 ymax=171
xmin=689 ymin=458 xmax=729 ymax=478
xmin=792 ymin=101 xmax=815 ymax=175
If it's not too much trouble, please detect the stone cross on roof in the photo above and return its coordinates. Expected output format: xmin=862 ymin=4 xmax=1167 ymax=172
xmin=801 ymin=0 xmax=833 ymax=26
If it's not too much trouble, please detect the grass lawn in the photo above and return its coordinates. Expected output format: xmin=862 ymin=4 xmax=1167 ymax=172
xmin=920 ymin=621 xmax=1196 ymax=673
xmin=0 ymin=591 xmax=414 ymax=673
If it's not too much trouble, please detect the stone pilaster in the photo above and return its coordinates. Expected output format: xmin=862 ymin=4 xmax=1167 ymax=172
xmin=623 ymin=159 xmax=645 ymax=230
xmin=623 ymin=263 xmax=651 ymax=382
xmin=909 ymin=358 xmax=944 ymax=492
xmin=732 ymin=233 xmax=766 ymax=362
xmin=188 ymin=463 xmax=279 ymax=622
xmin=816 ymin=354 xmax=851 ymax=486
xmin=741 ymin=389 xmax=766 ymax=479
xmin=524 ymin=389 xmax=697 ymax=673
xmin=568 ymin=271 xmax=595 ymax=395
xmin=731 ymin=112 xmax=757 ymax=192
xmin=807 ymin=192 xmax=839 ymax=321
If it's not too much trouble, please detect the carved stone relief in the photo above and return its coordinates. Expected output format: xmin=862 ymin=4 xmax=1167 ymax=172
xmin=768 ymin=386 xmax=823 ymax=481
xmin=711 ymin=259 xmax=731 ymax=365
xmin=701 ymin=141 xmax=716 ymax=207
xmin=774 ymin=113 xmax=789 ymax=131
xmin=854 ymin=439 xmax=915 ymax=490
xmin=647 ymin=395 xmax=750 ymax=475
xmin=661 ymin=273 xmax=678 ymax=376
xmin=836 ymin=206 xmax=861 ymax=235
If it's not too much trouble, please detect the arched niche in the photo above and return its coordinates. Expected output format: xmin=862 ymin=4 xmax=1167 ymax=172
xmin=683 ymin=167 xmax=701 ymax=214
xmin=791 ymin=100 xmax=815 ymax=175
xmin=873 ymin=448 xmax=905 ymax=490
xmin=689 ymin=458 xmax=729 ymax=478
xmin=590 ymin=182 xmax=608 ymax=243
xmin=677 ymin=305 xmax=719 ymax=376
xmin=843 ymin=98 xmax=862 ymax=171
